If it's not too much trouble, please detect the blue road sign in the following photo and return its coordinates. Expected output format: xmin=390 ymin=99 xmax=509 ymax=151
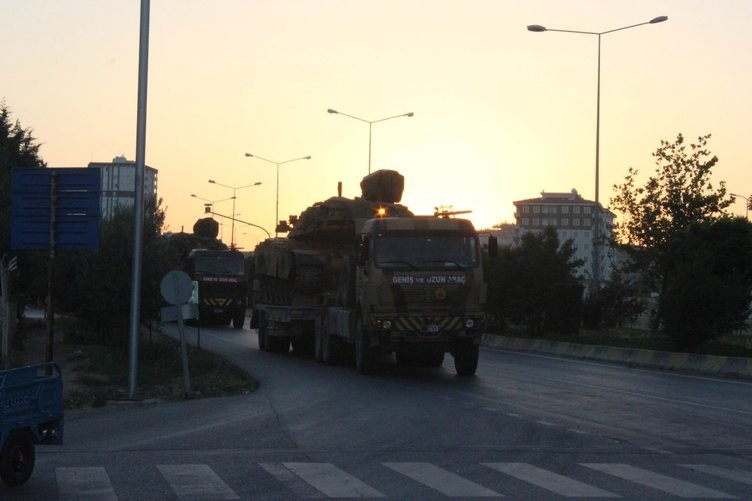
xmin=10 ymin=168 xmax=101 ymax=250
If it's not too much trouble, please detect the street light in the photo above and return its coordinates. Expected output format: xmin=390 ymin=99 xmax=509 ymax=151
xmin=327 ymin=108 xmax=414 ymax=174
xmin=190 ymin=193 xmax=234 ymax=212
xmin=528 ymin=15 xmax=668 ymax=297
xmin=244 ymin=153 xmax=311 ymax=237
xmin=207 ymin=180 xmax=262 ymax=249
xmin=730 ymin=193 xmax=750 ymax=219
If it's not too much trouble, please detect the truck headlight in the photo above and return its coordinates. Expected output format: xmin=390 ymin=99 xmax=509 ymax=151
xmin=464 ymin=318 xmax=475 ymax=329
xmin=382 ymin=320 xmax=392 ymax=330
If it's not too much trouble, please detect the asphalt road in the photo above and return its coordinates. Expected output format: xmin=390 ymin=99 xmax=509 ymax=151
xmin=4 ymin=321 xmax=752 ymax=500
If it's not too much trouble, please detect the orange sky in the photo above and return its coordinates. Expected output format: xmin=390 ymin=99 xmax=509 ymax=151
xmin=2 ymin=0 xmax=751 ymax=250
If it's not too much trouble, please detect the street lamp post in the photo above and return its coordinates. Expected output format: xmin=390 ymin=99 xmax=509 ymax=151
xmin=327 ymin=108 xmax=414 ymax=174
xmin=527 ymin=15 xmax=668 ymax=298
xmin=190 ymin=193 xmax=234 ymax=213
xmin=730 ymin=193 xmax=750 ymax=219
xmin=207 ymin=180 xmax=262 ymax=249
xmin=244 ymin=153 xmax=311 ymax=237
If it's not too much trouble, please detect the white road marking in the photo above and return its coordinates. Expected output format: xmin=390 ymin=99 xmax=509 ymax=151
xmin=157 ymin=464 xmax=240 ymax=500
xmin=56 ymin=467 xmax=118 ymax=500
xmin=283 ymin=462 xmax=386 ymax=498
xmin=384 ymin=462 xmax=501 ymax=497
xmin=582 ymin=463 xmax=736 ymax=498
xmin=483 ymin=462 xmax=618 ymax=498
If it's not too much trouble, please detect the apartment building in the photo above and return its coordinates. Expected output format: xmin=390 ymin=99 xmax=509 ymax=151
xmin=513 ymin=189 xmax=616 ymax=284
xmin=88 ymin=155 xmax=158 ymax=220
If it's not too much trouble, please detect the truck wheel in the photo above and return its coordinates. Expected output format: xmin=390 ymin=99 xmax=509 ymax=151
xmin=291 ymin=336 xmax=314 ymax=356
xmin=424 ymin=351 xmax=445 ymax=368
xmin=454 ymin=343 xmax=479 ymax=377
xmin=0 ymin=431 xmax=35 ymax=487
xmin=354 ymin=318 xmax=374 ymax=374
xmin=257 ymin=312 xmax=269 ymax=351
xmin=314 ymin=315 xmax=324 ymax=362
xmin=267 ymin=336 xmax=290 ymax=354
xmin=232 ymin=309 xmax=245 ymax=329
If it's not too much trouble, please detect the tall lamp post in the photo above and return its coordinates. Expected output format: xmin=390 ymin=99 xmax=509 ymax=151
xmin=244 ymin=153 xmax=311 ymax=237
xmin=730 ymin=193 xmax=750 ymax=219
xmin=527 ymin=15 xmax=668 ymax=298
xmin=327 ymin=108 xmax=413 ymax=174
xmin=207 ymin=180 xmax=262 ymax=249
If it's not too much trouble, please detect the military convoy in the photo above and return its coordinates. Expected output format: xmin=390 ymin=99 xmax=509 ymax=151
xmin=250 ymin=170 xmax=495 ymax=375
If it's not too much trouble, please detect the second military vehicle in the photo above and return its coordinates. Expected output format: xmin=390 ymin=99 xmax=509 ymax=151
xmin=185 ymin=249 xmax=248 ymax=328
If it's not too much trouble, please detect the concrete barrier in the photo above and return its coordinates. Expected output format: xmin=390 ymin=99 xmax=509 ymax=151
xmin=482 ymin=334 xmax=752 ymax=380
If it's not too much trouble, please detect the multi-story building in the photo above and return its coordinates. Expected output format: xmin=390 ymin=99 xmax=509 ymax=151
xmin=88 ymin=155 xmax=158 ymax=220
xmin=513 ymin=189 xmax=616 ymax=288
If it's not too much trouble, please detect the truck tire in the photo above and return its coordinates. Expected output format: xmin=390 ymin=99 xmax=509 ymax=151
xmin=453 ymin=343 xmax=479 ymax=377
xmin=267 ymin=336 xmax=290 ymax=354
xmin=424 ymin=350 xmax=445 ymax=368
xmin=354 ymin=318 xmax=374 ymax=374
xmin=0 ymin=431 xmax=35 ymax=487
xmin=232 ymin=308 xmax=245 ymax=329
xmin=314 ymin=315 xmax=324 ymax=362
xmin=291 ymin=335 xmax=314 ymax=356
xmin=257 ymin=312 xmax=269 ymax=351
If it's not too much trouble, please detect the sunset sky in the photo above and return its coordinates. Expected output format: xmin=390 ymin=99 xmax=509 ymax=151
xmin=3 ymin=0 xmax=751 ymax=250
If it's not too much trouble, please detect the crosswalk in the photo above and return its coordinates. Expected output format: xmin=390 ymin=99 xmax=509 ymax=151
xmin=47 ymin=461 xmax=749 ymax=499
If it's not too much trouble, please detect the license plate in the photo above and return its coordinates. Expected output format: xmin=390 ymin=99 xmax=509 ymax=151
xmin=424 ymin=324 xmax=439 ymax=333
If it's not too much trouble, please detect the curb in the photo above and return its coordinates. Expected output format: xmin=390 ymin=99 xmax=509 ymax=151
xmin=481 ymin=334 xmax=752 ymax=380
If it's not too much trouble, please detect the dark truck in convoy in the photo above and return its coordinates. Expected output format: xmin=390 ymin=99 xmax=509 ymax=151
xmin=185 ymin=249 xmax=248 ymax=328
xmin=250 ymin=170 xmax=495 ymax=375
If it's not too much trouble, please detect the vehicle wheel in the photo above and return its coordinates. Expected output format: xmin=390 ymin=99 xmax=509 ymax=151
xmin=0 ymin=431 xmax=35 ymax=487
xmin=395 ymin=349 xmax=417 ymax=367
xmin=354 ymin=317 xmax=374 ymax=374
xmin=232 ymin=309 xmax=245 ymax=329
xmin=454 ymin=343 xmax=479 ymax=376
xmin=257 ymin=313 xmax=269 ymax=351
xmin=291 ymin=335 xmax=314 ymax=356
xmin=322 ymin=330 xmax=341 ymax=367
xmin=424 ymin=350 xmax=445 ymax=368
xmin=314 ymin=314 xmax=325 ymax=362
xmin=267 ymin=336 xmax=290 ymax=354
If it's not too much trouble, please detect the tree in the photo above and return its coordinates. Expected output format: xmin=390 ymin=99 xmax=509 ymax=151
xmin=661 ymin=217 xmax=752 ymax=351
xmin=0 ymin=103 xmax=47 ymax=309
xmin=57 ymin=198 xmax=179 ymax=349
xmin=610 ymin=133 xmax=733 ymax=327
xmin=486 ymin=227 xmax=584 ymax=336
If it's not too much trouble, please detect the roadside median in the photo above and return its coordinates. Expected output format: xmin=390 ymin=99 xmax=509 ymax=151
xmin=482 ymin=334 xmax=752 ymax=380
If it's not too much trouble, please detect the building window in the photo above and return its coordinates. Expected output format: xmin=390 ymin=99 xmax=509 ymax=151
xmin=562 ymin=218 xmax=569 ymax=226
xmin=522 ymin=206 xmax=530 ymax=213
xmin=574 ymin=218 xmax=581 ymax=226
xmin=562 ymin=206 xmax=569 ymax=214
xmin=573 ymin=206 xmax=581 ymax=214
xmin=533 ymin=218 xmax=540 ymax=226
xmin=584 ymin=218 xmax=591 ymax=227
xmin=533 ymin=206 xmax=540 ymax=214
xmin=584 ymin=206 xmax=592 ymax=214
xmin=521 ymin=217 xmax=529 ymax=226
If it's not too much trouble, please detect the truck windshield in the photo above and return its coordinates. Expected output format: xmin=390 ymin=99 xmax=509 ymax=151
xmin=373 ymin=233 xmax=479 ymax=270
xmin=192 ymin=256 xmax=245 ymax=275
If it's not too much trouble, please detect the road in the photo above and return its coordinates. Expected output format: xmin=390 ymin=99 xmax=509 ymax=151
xmin=4 ymin=321 xmax=752 ymax=499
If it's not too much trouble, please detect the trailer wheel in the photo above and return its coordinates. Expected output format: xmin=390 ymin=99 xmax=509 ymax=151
xmin=453 ymin=343 xmax=479 ymax=377
xmin=232 ymin=309 xmax=245 ymax=329
xmin=257 ymin=312 xmax=269 ymax=351
xmin=354 ymin=318 xmax=374 ymax=374
xmin=267 ymin=336 xmax=290 ymax=354
xmin=0 ymin=431 xmax=35 ymax=487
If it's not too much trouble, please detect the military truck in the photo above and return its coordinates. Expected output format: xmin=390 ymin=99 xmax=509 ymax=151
xmin=185 ymin=249 xmax=248 ymax=328
xmin=250 ymin=170 xmax=495 ymax=375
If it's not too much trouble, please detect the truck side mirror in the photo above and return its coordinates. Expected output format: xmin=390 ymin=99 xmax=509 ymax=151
xmin=357 ymin=236 xmax=369 ymax=266
xmin=487 ymin=235 xmax=498 ymax=257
